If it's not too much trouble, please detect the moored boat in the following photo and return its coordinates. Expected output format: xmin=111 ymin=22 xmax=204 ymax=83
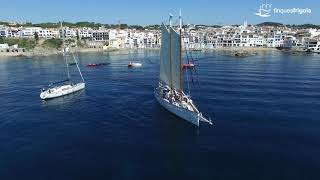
xmin=87 ymin=62 xmax=110 ymax=67
xmin=40 ymin=22 xmax=85 ymax=100
xmin=40 ymin=82 xmax=85 ymax=100
xmin=128 ymin=61 xmax=142 ymax=67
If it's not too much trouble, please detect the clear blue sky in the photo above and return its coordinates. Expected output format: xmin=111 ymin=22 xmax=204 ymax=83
xmin=1 ymin=0 xmax=319 ymax=25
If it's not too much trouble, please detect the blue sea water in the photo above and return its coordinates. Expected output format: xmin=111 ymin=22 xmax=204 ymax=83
xmin=0 ymin=50 xmax=319 ymax=179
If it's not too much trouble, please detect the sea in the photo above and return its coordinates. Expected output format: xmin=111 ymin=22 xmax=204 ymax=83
xmin=0 ymin=49 xmax=319 ymax=179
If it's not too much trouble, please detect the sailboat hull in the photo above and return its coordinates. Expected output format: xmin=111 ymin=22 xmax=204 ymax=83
xmin=40 ymin=82 xmax=85 ymax=100
xmin=155 ymin=93 xmax=200 ymax=126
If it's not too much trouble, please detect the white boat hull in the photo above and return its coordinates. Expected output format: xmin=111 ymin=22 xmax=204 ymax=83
xmin=132 ymin=63 xmax=142 ymax=67
xmin=40 ymin=82 xmax=85 ymax=100
xmin=155 ymin=93 xmax=200 ymax=126
xmin=128 ymin=63 xmax=142 ymax=67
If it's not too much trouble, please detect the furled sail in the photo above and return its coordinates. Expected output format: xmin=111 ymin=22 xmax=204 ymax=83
xmin=170 ymin=27 xmax=182 ymax=92
xmin=159 ymin=24 xmax=171 ymax=86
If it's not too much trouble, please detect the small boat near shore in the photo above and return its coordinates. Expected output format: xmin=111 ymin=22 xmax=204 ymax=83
xmin=87 ymin=62 xmax=110 ymax=67
xmin=128 ymin=61 xmax=142 ymax=67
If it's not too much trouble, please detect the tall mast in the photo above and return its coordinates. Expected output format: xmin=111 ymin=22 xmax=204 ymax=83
xmin=169 ymin=13 xmax=173 ymax=28
xmin=169 ymin=14 xmax=173 ymax=90
xmin=179 ymin=10 xmax=182 ymax=30
xmin=179 ymin=10 xmax=183 ymax=92
xmin=61 ymin=21 xmax=70 ymax=80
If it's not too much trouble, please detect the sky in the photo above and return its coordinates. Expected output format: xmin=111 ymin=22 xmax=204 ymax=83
xmin=1 ymin=0 xmax=319 ymax=25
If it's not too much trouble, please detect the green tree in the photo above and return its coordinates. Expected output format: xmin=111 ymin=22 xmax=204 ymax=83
xmin=34 ymin=32 xmax=39 ymax=42
xmin=76 ymin=31 xmax=79 ymax=40
xmin=42 ymin=38 xmax=63 ymax=49
xmin=1 ymin=38 xmax=36 ymax=50
xmin=19 ymin=38 xmax=37 ymax=50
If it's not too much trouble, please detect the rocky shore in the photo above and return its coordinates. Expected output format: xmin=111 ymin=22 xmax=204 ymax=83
xmin=0 ymin=46 xmax=307 ymax=58
xmin=0 ymin=47 xmax=120 ymax=57
xmin=211 ymin=47 xmax=278 ymax=57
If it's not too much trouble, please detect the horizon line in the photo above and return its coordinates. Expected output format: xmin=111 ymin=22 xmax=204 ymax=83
xmin=1 ymin=20 xmax=320 ymax=27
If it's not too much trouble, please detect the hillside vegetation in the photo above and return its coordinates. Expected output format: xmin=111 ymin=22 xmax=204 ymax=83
xmin=0 ymin=37 xmax=36 ymax=50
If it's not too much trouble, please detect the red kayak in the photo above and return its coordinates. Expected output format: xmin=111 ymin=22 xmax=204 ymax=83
xmin=87 ymin=64 xmax=97 ymax=67
xmin=87 ymin=63 xmax=110 ymax=67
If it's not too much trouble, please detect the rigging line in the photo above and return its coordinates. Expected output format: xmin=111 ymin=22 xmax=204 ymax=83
xmin=74 ymin=45 xmax=80 ymax=62
xmin=187 ymin=33 xmax=201 ymax=86
xmin=65 ymin=57 xmax=70 ymax=80
xmin=183 ymin=26 xmax=192 ymax=95
xmin=185 ymin=60 xmax=191 ymax=96
xmin=184 ymin=27 xmax=196 ymax=86
xmin=181 ymin=20 xmax=198 ymax=94
xmin=191 ymin=59 xmax=201 ymax=88
xmin=173 ymin=20 xmax=179 ymax=26
xmin=189 ymin=65 xmax=195 ymax=87
xmin=63 ymin=48 xmax=70 ymax=80
xmin=169 ymin=27 xmax=173 ymax=91
xmin=184 ymin=39 xmax=192 ymax=95
xmin=70 ymin=48 xmax=85 ymax=82
xmin=186 ymin=35 xmax=195 ymax=89
xmin=179 ymin=29 xmax=183 ymax=93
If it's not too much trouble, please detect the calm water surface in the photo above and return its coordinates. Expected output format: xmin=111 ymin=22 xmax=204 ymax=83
xmin=0 ymin=50 xmax=319 ymax=179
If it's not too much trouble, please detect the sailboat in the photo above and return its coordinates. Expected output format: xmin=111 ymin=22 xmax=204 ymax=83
xmin=154 ymin=12 xmax=212 ymax=126
xmin=40 ymin=23 xmax=85 ymax=100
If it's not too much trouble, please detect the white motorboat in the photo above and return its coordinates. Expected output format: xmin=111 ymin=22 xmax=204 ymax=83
xmin=128 ymin=61 xmax=142 ymax=67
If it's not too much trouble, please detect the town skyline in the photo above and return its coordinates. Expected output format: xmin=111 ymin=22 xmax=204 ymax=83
xmin=1 ymin=20 xmax=319 ymax=28
xmin=1 ymin=18 xmax=320 ymax=54
xmin=1 ymin=0 xmax=319 ymax=25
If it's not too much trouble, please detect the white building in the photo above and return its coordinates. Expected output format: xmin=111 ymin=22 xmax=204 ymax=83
xmin=283 ymin=36 xmax=300 ymax=48
xmin=0 ymin=27 xmax=9 ymax=37
xmin=309 ymin=29 xmax=320 ymax=38
xmin=38 ymin=29 xmax=59 ymax=38
xmin=0 ymin=43 xmax=9 ymax=49
xmin=78 ymin=28 xmax=93 ymax=38
xmin=59 ymin=27 xmax=77 ymax=38
xmin=21 ymin=27 xmax=42 ymax=38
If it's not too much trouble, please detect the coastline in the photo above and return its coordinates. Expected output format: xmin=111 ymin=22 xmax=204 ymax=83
xmin=0 ymin=47 xmax=120 ymax=58
xmin=0 ymin=46 xmax=308 ymax=58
